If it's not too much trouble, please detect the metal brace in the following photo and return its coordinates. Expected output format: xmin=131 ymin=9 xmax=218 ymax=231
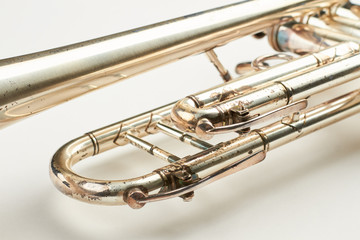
xmin=206 ymin=99 xmax=308 ymax=135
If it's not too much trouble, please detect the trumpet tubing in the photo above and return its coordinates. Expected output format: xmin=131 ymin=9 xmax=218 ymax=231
xmin=1 ymin=0 xmax=359 ymax=209
xmin=0 ymin=0 xmax=342 ymax=129
xmin=51 ymin=87 xmax=360 ymax=207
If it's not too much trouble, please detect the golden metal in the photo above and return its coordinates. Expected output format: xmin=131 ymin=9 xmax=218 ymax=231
xmin=0 ymin=0 xmax=343 ymax=129
xmin=171 ymin=42 xmax=360 ymax=137
xmin=6 ymin=0 xmax=353 ymax=208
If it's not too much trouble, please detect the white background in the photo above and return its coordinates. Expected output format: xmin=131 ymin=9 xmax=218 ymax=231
xmin=0 ymin=1 xmax=359 ymax=239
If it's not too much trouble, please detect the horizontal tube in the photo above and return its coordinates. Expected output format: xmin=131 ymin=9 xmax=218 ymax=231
xmin=171 ymin=42 xmax=360 ymax=134
xmin=0 ymin=0 xmax=341 ymax=129
xmin=189 ymin=41 xmax=358 ymax=108
xmin=132 ymin=89 xmax=360 ymax=205
xmin=184 ymin=89 xmax=360 ymax=174
xmin=50 ymin=81 xmax=360 ymax=206
xmin=308 ymin=17 xmax=360 ymax=42
xmin=50 ymin=88 xmax=360 ymax=206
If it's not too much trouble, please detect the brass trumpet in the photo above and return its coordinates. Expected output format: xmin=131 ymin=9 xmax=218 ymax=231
xmin=2 ymin=0 xmax=359 ymax=208
xmin=49 ymin=0 xmax=359 ymax=208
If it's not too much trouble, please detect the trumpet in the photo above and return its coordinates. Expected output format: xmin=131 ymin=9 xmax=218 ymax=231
xmin=48 ymin=0 xmax=360 ymax=208
xmin=2 ymin=0 xmax=359 ymax=209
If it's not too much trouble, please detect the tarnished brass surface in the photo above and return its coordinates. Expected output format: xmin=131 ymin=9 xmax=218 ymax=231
xmin=0 ymin=0 xmax=344 ymax=129
xmin=50 ymin=87 xmax=360 ymax=206
xmin=171 ymin=42 xmax=359 ymax=136
xmin=44 ymin=0 xmax=360 ymax=208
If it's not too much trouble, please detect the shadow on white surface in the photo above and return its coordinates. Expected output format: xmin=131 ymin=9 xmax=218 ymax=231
xmin=1 ymin=115 xmax=359 ymax=240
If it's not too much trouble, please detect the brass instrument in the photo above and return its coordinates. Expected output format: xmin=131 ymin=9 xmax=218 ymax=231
xmin=2 ymin=0 xmax=359 ymax=208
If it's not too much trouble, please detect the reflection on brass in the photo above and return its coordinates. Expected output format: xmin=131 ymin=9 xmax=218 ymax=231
xmin=1 ymin=0 xmax=355 ymax=208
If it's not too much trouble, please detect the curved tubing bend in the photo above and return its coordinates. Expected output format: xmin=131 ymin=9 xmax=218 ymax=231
xmin=50 ymin=135 xmax=163 ymax=206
